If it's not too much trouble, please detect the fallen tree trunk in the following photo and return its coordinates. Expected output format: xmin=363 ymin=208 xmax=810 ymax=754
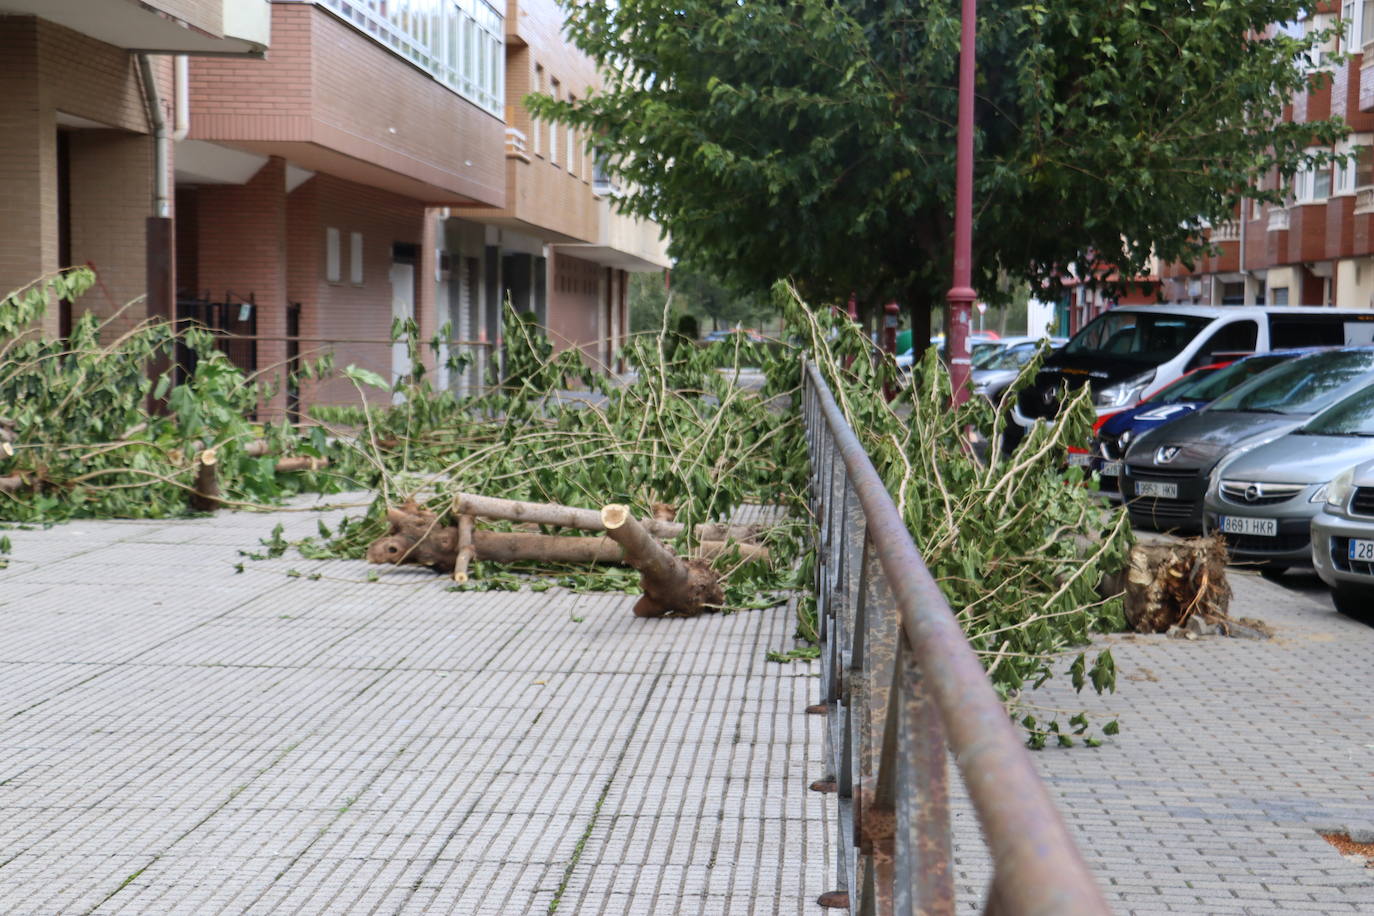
xmin=368 ymin=502 xmax=766 ymax=581
xmin=452 ymin=491 xmax=763 ymax=542
xmin=274 ymin=456 xmax=330 ymax=473
xmin=601 ymin=504 xmax=724 ymax=617
xmin=453 ymin=514 xmax=476 ymax=583
xmin=0 ymin=473 xmax=24 ymax=494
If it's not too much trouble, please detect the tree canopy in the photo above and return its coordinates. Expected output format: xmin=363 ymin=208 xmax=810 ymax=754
xmin=535 ymin=1 xmax=1343 ymax=338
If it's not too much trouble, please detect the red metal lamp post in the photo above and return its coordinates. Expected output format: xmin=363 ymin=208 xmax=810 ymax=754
xmin=946 ymin=0 xmax=977 ymax=405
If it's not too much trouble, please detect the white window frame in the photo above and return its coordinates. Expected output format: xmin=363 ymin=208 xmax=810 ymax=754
xmin=1293 ymin=152 xmax=1332 ymax=203
xmin=532 ymin=65 xmax=544 ymax=158
xmin=549 ymin=78 xmax=561 ymax=168
xmin=350 ymin=232 xmax=364 ymax=284
xmin=325 ymin=227 xmax=341 ymax=283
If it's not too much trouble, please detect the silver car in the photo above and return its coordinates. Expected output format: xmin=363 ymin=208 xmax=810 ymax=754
xmin=1202 ymin=380 xmax=1374 ymax=575
xmin=1312 ymin=458 xmax=1374 ymax=615
xmin=972 ymin=338 xmax=1066 ymax=403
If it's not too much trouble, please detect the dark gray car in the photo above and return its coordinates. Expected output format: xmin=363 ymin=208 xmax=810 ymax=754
xmin=1121 ymin=347 xmax=1374 ymax=532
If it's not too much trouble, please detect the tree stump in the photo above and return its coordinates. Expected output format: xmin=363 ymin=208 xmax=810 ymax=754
xmin=1123 ymin=535 xmax=1231 ymax=633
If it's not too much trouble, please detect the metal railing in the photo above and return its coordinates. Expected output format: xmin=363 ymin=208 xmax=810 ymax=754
xmin=1267 ymin=206 xmax=1290 ymax=231
xmin=802 ymin=361 xmax=1109 ymax=915
xmin=505 ymin=126 xmax=529 ymax=158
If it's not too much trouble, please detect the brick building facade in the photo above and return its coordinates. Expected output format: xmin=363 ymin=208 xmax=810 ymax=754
xmin=0 ymin=0 xmax=669 ymax=418
xmin=1161 ymin=4 xmax=1374 ymax=310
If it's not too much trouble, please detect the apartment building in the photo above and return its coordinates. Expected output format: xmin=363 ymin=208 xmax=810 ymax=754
xmin=1162 ymin=3 xmax=1374 ymax=309
xmin=0 ymin=0 xmax=269 ymax=339
xmin=1 ymin=0 xmax=668 ymax=417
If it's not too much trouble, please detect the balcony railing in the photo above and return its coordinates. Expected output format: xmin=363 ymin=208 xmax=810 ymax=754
xmin=1356 ymin=188 xmax=1374 ymax=215
xmin=1210 ymin=221 xmax=1239 ymax=243
xmin=303 ymin=0 xmax=504 ymax=117
xmin=1267 ymin=207 xmax=1290 ymax=231
xmin=802 ymin=361 xmax=1108 ymax=914
xmin=505 ymin=127 xmax=529 ymax=160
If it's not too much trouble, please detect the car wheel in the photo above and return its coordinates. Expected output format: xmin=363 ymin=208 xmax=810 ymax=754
xmin=1259 ymin=565 xmax=1288 ymax=581
xmin=1331 ymin=584 xmax=1374 ymax=619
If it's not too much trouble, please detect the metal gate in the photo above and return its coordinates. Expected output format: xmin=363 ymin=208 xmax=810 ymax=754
xmin=174 ymin=292 xmax=258 ymax=386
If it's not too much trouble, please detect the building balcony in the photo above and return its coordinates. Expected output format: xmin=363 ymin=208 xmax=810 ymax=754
xmin=1268 ymin=207 xmax=1290 ymax=231
xmin=506 ymin=127 xmax=530 ymax=162
xmin=0 ymin=0 xmax=270 ymax=55
xmin=1210 ymin=221 xmax=1240 ymax=243
xmin=188 ymin=2 xmax=505 ymax=207
xmin=551 ymin=197 xmax=670 ymax=272
xmin=1357 ymin=188 xmax=1374 ymax=215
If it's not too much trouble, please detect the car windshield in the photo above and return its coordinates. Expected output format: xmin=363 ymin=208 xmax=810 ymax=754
xmin=1299 ymin=383 xmax=1374 ymax=436
xmin=1153 ymin=353 xmax=1293 ymax=404
xmin=1208 ymin=350 xmax=1374 ymax=415
xmin=1061 ymin=311 xmax=1210 ymax=362
xmin=980 ymin=343 xmax=1038 ymax=370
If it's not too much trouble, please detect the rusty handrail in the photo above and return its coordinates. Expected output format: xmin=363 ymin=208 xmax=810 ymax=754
xmin=802 ymin=360 xmax=1109 ymax=915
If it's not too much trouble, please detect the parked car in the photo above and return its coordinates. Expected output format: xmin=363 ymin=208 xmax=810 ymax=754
xmin=1311 ymin=455 xmax=1374 ymax=616
xmin=971 ymin=338 xmax=1067 ymax=403
xmin=1120 ymin=347 xmax=1374 ymax=532
xmin=1077 ymin=351 xmax=1307 ymax=498
xmin=1013 ymin=305 xmax=1374 ymax=436
xmin=897 ymin=334 xmax=1002 ymax=372
xmin=1201 ymin=380 xmax=1374 ymax=575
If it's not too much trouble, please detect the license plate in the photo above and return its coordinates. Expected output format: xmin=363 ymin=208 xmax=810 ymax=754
xmin=1135 ymin=481 xmax=1178 ymax=499
xmin=1219 ymin=515 xmax=1277 ymax=537
xmin=1101 ymin=460 xmax=1121 ymax=477
xmin=1067 ymin=452 xmax=1091 ymax=467
xmin=1350 ymin=538 xmax=1374 ymax=561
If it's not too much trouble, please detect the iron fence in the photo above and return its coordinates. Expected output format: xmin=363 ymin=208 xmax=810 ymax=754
xmin=802 ymin=360 xmax=1109 ymax=915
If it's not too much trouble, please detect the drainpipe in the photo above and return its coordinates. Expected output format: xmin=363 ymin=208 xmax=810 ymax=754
xmin=1238 ymin=204 xmax=1253 ymax=305
xmin=172 ymin=55 xmax=190 ymax=142
xmin=138 ymin=53 xmax=175 ymax=407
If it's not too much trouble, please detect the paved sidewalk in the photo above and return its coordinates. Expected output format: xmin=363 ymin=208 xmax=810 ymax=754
xmin=0 ymin=502 xmax=830 ymax=915
xmin=952 ymin=572 xmax=1374 ymax=914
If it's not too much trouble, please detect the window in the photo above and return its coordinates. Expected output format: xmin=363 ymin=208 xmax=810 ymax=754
xmin=533 ymin=65 xmax=544 ymax=157
xmin=1348 ymin=0 xmax=1374 ymax=50
xmin=1294 ymin=155 xmax=1332 ymax=203
xmin=566 ymin=94 xmax=576 ymax=173
xmin=1188 ymin=320 xmax=1258 ymax=369
xmin=326 ymin=227 xmax=341 ymax=283
xmin=350 ymin=232 xmax=364 ymax=284
xmin=549 ymin=79 xmax=561 ymax=167
xmin=1270 ymin=287 xmax=1290 ymax=306
xmin=1305 ymin=13 xmax=1338 ymax=69
xmin=1270 ymin=315 xmax=1347 ymax=347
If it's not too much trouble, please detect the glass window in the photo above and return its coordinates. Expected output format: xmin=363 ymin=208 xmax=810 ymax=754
xmin=979 ymin=342 xmax=1039 ymax=370
xmin=1062 ymin=311 xmax=1211 ymax=363
xmin=1358 ymin=146 xmax=1374 ymax=188
xmin=1269 ymin=315 xmax=1346 ymax=347
xmin=1301 ymin=383 xmax=1374 ymax=435
xmin=1156 ymin=353 xmax=1292 ymax=403
xmin=1210 ymin=350 xmax=1374 ymax=414
xmin=1191 ymin=319 xmax=1258 ymax=367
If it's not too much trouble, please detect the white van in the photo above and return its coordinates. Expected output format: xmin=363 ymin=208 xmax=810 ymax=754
xmin=1011 ymin=305 xmax=1374 ymax=430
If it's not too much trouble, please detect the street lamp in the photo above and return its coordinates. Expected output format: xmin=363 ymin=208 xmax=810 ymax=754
xmin=946 ymin=0 xmax=977 ymax=405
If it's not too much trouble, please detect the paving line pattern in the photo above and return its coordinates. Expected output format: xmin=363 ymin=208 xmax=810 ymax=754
xmin=0 ymin=503 xmax=829 ymax=915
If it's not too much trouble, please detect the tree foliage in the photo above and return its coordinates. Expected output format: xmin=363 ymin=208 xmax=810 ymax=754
xmin=536 ymin=0 xmax=1344 ymax=333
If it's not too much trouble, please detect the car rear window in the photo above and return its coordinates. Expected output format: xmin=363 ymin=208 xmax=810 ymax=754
xmin=1208 ymin=350 xmax=1374 ymax=415
xmin=1159 ymin=353 xmax=1292 ymax=403
xmin=1300 ymin=383 xmax=1374 ymax=436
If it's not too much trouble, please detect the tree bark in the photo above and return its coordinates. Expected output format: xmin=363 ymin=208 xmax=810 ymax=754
xmin=189 ymin=449 xmax=221 ymax=512
xmin=601 ymin=503 xmax=724 ymax=617
xmin=274 ymin=456 xmax=329 ymax=473
xmin=0 ymin=474 xmax=24 ymax=494
xmin=452 ymin=491 xmax=762 ymax=542
xmin=368 ymin=502 xmax=767 ymax=577
xmin=453 ymin=514 xmax=476 ymax=583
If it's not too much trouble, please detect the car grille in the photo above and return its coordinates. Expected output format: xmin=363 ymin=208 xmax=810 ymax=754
xmin=1224 ymin=531 xmax=1311 ymax=554
xmin=1126 ymin=464 xmax=1201 ymax=481
xmin=1332 ymin=537 xmax=1374 ymax=576
xmin=1097 ymin=474 xmax=1120 ymax=495
xmin=1128 ymin=497 xmax=1196 ymax=520
xmin=1352 ymin=487 xmax=1374 ymax=517
xmin=1218 ymin=480 xmax=1304 ymax=507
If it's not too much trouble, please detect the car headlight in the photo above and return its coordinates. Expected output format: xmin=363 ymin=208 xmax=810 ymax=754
xmin=1326 ymin=465 xmax=1357 ymax=509
xmin=1095 ymin=370 xmax=1155 ymax=408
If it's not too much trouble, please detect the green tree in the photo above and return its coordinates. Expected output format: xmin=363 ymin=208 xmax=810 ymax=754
xmin=535 ymin=1 xmax=1342 ymax=343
